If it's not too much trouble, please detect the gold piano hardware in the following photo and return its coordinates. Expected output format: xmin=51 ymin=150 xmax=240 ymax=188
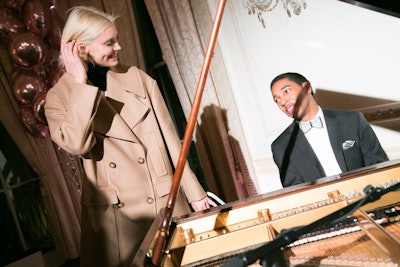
xmin=135 ymin=159 xmax=400 ymax=267
xmin=171 ymin=192 xmax=348 ymax=248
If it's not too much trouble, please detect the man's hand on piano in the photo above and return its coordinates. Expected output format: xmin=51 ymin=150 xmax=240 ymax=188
xmin=191 ymin=197 xmax=217 ymax=211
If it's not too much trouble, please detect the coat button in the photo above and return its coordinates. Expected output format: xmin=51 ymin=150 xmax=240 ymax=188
xmin=137 ymin=157 xmax=145 ymax=164
xmin=114 ymin=202 xmax=125 ymax=209
xmin=146 ymin=197 xmax=154 ymax=204
xmin=116 ymin=202 xmax=125 ymax=208
xmin=109 ymin=162 xmax=117 ymax=168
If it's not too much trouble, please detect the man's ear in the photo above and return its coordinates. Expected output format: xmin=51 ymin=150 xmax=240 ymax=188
xmin=302 ymin=81 xmax=313 ymax=94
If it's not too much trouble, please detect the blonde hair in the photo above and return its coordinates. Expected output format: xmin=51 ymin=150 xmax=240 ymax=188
xmin=61 ymin=6 xmax=118 ymax=64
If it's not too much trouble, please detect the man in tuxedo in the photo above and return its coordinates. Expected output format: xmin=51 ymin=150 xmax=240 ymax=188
xmin=270 ymin=72 xmax=388 ymax=187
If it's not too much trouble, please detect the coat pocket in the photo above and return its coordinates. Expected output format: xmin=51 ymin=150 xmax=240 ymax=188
xmin=156 ymin=178 xmax=173 ymax=198
xmin=143 ymin=132 xmax=169 ymax=178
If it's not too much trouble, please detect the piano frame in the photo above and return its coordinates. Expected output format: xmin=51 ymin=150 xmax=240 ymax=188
xmin=134 ymin=159 xmax=400 ymax=267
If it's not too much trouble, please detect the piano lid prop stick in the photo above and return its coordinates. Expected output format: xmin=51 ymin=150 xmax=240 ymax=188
xmin=151 ymin=0 xmax=227 ymax=265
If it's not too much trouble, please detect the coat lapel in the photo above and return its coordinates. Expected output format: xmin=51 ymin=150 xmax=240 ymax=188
xmin=108 ymin=67 xmax=150 ymax=128
xmin=94 ymin=67 xmax=150 ymax=142
xmin=324 ymin=109 xmax=347 ymax=172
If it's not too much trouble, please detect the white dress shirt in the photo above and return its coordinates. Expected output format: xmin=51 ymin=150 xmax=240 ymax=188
xmin=303 ymin=107 xmax=342 ymax=177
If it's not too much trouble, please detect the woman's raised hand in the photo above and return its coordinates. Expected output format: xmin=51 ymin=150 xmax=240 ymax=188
xmin=60 ymin=40 xmax=88 ymax=84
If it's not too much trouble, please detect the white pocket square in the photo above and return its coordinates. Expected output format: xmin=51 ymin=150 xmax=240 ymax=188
xmin=342 ymin=140 xmax=355 ymax=151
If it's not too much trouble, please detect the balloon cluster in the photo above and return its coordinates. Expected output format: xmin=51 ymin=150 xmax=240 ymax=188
xmin=0 ymin=0 xmax=65 ymax=138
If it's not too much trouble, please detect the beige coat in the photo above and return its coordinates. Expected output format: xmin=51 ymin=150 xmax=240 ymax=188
xmin=45 ymin=65 xmax=206 ymax=266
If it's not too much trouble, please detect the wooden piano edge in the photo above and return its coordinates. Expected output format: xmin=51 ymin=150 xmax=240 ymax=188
xmin=166 ymin=159 xmax=400 ymax=230
xmin=132 ymin=158 xmax=400 ymax=267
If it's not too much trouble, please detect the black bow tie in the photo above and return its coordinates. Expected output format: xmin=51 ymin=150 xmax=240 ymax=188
xmin=299 ymin=116 xmax=323 ymax=133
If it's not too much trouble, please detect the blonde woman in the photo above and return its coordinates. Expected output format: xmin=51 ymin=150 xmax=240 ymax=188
xmin=45 ymin=6 xmax=215 ymax=266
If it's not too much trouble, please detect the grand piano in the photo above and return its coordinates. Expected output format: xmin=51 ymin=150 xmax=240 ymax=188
xmin=134 ymin=159 xmax=400 ymax=266
xmin=130 ymin=0 xmax=400 ymax=264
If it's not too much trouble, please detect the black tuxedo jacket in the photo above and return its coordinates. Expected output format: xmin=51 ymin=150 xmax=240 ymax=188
xmin=271 ymin=109 xmax=388 ymax=187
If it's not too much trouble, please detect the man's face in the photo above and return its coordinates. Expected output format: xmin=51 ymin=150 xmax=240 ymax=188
xmin=271 ymin=78 xmax=311 ymax=121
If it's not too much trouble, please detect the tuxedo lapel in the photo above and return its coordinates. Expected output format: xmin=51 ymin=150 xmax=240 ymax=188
xmin=284 ymin=123 xmax=325 ymax=181
xmin=323 ymin=110 xmax=347 ymax=172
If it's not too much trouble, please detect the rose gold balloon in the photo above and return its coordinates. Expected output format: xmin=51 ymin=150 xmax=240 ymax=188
xmin=46 ymin=60 xmax=64 ymax=87
xmin=20 ymin=106 xmax=36 ymax=135
xmin=9 ymin=32 xmax=47 ymax=69
xmin=12 ymin=69 xmax=47 ymax=105
xmin=3 ymin=0 xmax=27 ymax=9
xmin=20 ymin=106 xmax=49 ymax=138
xmin=32 ymin=91 xmax=47 ymax=125
xmin=0 ymin=7 xmax=26 ymax=43
xmin=23 ymin=0 xmax=51 ymax=38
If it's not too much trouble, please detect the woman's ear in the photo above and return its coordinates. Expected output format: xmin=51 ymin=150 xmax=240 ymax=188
xmin=77 ymin=43 xmax=89 ymax=61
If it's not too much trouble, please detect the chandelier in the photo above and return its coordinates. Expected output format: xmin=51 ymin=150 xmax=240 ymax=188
xmin=243 ymin=0 xmax=307 ymax=28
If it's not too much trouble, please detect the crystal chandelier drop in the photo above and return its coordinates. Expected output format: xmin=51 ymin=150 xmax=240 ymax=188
xmin=243 ymin=0 xmax=307 ymax=28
